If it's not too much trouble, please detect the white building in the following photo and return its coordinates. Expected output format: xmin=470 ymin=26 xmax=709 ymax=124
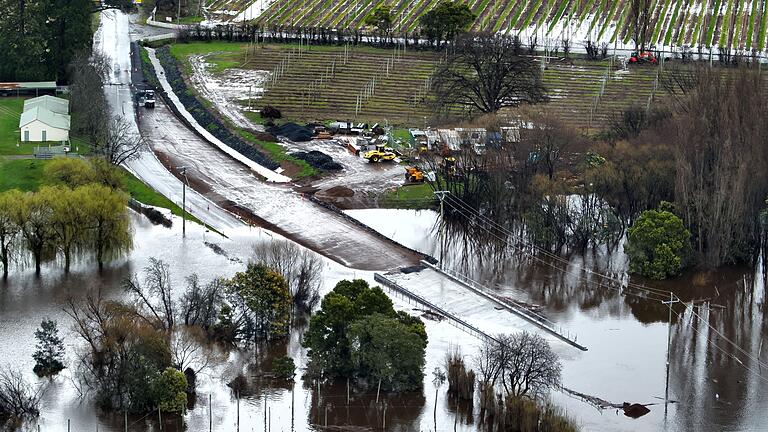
xmin=19 ymin=96 xmax=70 ymax=142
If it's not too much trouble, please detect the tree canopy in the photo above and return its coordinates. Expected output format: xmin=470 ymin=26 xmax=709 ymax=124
xmin=625 ymin=209 xmax=691 ymax=279
xmin=433 ymin=34 xmax=546 ymax=114
xmin=419 ymin=1 xmax=475 ymax=46
xmin=303 ymin=279 xmax=427 ymax=390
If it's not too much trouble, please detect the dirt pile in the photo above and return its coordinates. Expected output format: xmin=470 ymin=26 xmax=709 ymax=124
xmin=323 ymin=186 xmax=355 ymax=197
xmin=270 ymin=123 xmax=314 ymax=141
xmin=291 ymin=150 xmax=343 ymax=171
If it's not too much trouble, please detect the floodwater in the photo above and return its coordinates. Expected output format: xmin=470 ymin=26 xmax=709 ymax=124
xmin=0 ymin=211 xmax=481 ymax=432
xmin=347 ymin=208 xmax=768 ymax=432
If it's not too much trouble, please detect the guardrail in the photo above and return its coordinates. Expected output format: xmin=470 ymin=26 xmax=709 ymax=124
xmin=374 ymin=273 xmax=497 ymax=344
xmin=421 ymin=261 xmax=588 ymax=351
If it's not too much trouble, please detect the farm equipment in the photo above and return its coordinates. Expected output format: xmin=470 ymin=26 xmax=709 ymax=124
xmin=404 ymin=167 xmax=424 ymax=183
xmin=364 ymin=144 xmax=397 ymax=163
xmin=442 ymin=156 xmax=457 ymax=175
xmin=628 ymin=51 xmax=658 ymax=65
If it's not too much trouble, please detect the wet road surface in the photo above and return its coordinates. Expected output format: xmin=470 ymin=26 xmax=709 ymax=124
xmin=138 ymin=60 xmax=421 ymax=270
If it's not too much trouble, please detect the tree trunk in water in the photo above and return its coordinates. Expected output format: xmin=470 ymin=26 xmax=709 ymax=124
xmin=34 ymin=250 xmax=41 ymax=275
xmin=64 ymin=250 xmax=71 ymax=273
xmin=434 ymin=388 xmax=438 ymax=432
xmin=376 ymin=378 xmax=381 ymax=403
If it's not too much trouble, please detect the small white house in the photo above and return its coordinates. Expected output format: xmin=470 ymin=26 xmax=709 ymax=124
xmin=19 ymin=106 xmax=70 ymax=142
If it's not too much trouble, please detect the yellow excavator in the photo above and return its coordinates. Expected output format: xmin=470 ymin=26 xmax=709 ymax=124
xmin=364 ymin=144 xmax=397 ymax=163
xmin=405 ymin=167 xmax=424 ymax=183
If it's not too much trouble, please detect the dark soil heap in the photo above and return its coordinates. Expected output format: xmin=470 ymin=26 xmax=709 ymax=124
xmin=291 ymin=150 xmax=342 ymax=171
xmin=269 ymin=123 xmax=314 ymax=142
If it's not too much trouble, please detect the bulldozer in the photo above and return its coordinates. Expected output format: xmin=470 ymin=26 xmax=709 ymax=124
xmin=364 ymin=144 xmax=397 ymax=163
xmin=404 ymin=167 xmax=424 ymax=183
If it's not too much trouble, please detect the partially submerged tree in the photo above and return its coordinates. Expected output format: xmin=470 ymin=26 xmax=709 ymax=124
xmin=124 ymin=257 xmax=176 ymax=330
xmin=32 ymin=319 xmax=66 ymax=377
xmin=225 ymin=263 xmax=293 ymax=342
xmin=625 ymin=209 xmax=691 ymax=279
xmin=433 ymin=33 xmax=546 ymax=114
xmin=0 ymin=190 xmax=23 ymax=279
xmin=252 ymin=239 xmax=323 ymax=311
xmin=303 ymin=279 xmax=427 ymax=391
xmin=476 ymin=331 xmax=561 ymax=399
xmin=0 ymin=369 xmax=43 ymax=426
xmin=75 ymin=184 xmax=132 ymax=271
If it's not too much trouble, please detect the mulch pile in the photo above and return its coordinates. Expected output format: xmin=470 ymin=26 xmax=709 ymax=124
xmin=291 ymin=150 xmax=342 ymax=171
xmin=270 ymin=122 xmax=314 ymax=141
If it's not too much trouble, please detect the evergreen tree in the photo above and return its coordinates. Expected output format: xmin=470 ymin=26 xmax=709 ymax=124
xmin=32 ymin=319 xmax=65 ymax=376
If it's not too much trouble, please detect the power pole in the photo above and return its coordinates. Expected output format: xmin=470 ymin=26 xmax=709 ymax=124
xmin=177 ymin=166 xmax=188 ymax=238
xmin=433 ymin=191 xmax=449 ymax=269
xmin=662 ymin=291 xmax=681 ymax=418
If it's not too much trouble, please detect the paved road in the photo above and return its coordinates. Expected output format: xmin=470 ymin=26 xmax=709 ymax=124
xmin=94 ymin=9 xmax=243 ymax=231
xmin=96 ymin=14 xmax=422 ymax=270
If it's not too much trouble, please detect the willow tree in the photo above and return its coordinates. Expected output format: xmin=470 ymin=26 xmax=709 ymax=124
xmin=76 ymin=184 xmax=132 ymax=271
xmin=41 ymin=186 xmax=87 ymax=273
xmin=16 ymin=192 xmax=56 ymax=275
xmin=0 ymin=190 xmax=23 ymax=279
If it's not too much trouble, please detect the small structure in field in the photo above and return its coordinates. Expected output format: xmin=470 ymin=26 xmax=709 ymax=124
xmin=19 ymin=95 xmax=71 ymax=142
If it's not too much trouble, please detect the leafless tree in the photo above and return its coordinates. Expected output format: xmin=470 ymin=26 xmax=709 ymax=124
xmin=69 ymin=51 xmax=110 ymax=146
xmin=179 ymin=274 xmax=226 ymax=330
xmin=170 ymin=327 xmax=217 ymax=375
xmin=96 ymin=116 xmax=148 ymax=166
xmin=432 ymin=33 xmax=546 ymax=114
xmin=123 ymin=257 xmax=175 ymax=330
xmin=0 ymin=368 xmax=44 ymax=424
xmin=475 ymin=332 xmax=561 ymax=399
xmin=520 ymin=108 xmax=582 ymax=180
xmin=252 ymin=239 xmax=323 ymax=311
xmin=664 ymin=66 xmax=768 ymax=267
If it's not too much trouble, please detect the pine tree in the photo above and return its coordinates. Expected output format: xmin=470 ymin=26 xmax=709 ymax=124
xmin=32 ymin=319 xmax=65 ymax=376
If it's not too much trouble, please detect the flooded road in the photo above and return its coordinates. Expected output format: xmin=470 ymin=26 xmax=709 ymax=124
xmin=347 ymin=208 xmax=768 ymax=432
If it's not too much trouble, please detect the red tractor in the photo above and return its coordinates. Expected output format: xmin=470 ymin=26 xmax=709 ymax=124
xmin=629 ymin=51 xmax=658 ymax=65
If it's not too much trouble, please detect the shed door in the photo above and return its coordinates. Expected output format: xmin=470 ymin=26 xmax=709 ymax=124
xmin=23 ymin=130 xmax=29 ymax=142
xmin=42 ymin=130 xmax=47 ymax=142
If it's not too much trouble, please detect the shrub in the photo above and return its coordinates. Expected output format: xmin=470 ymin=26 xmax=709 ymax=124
xmin=625 ymin=209 xmax=691 ymax=279
xmin=272 ymin=356 xmax=296 ymax=380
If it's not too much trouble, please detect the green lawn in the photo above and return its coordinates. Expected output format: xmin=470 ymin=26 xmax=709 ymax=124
xmin=168 ymin=42 xmax=248 ymax=74
xmin=0 ymin=97 xmax=29 ymax=155
xmin=119 ymin=168 xmax=205 ymax=225
xmin=381 ymin=182 xmax=436 ymax=209
xmin=0 ymin=159 xmax=48 ymax=192
xmin=238 ymin=131 xmax=318 ymax=179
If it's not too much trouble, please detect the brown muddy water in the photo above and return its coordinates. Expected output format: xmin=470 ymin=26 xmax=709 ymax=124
xmin=347 ymin=209 xmax=768 ymax=432
xmin=2 ymin=208 xmax=766 ymax=431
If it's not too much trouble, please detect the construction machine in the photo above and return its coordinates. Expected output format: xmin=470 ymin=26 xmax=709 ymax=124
xmin=628 ymin=51 xmax=658 ymax=65
xmin=404 ymin=167 xmax=424 ymax=183
xmin=364 ymin=144 xmax=397 ymax=163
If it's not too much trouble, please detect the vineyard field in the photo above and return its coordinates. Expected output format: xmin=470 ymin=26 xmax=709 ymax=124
xmin=173 ymin=43 xmax=664 ymax=129
xmin=206 ymin=0 xmax=768 ymax=53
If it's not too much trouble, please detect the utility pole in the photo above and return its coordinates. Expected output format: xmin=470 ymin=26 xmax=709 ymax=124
xmin=433 ymin=191 xmax=449 ymax=269
xmin=662 ymin=291 xmax=681 ymax=418
xmin=177 ymin=166 xmax=188 ymax=238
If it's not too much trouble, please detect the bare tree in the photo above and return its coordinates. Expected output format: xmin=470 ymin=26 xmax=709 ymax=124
xmin=0 ymin=368 xmax=44 ymax=425
xmin=432 ymin=33 xmax=546 ymax=114
xmin=123 ymin=257 xmax=175 ymax=330
xmin=179 ymin=274 xmax=226 ymax=330
xmin=170 ymin=327 xmax=218 ymax=376
xmin=96 ymin=116 xmax=148 ymax=166
xmin=665 ymin=66 xmax=768 ymax=267
xmin=69 ymin=51 xmax=109 ymax=146
xmin=475 ymin=332 xmax=561 ymax=399
xmin=252 ymin=239 xmax=323 ymax=311
xmin=520 ymin=108 xmax=582 ymax=180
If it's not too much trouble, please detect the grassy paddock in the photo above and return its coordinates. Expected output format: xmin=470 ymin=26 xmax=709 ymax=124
xmin=380 ymin=182 xmax=436 ymax=209
xmin=0 ymin=159 xmax=48 ymax=192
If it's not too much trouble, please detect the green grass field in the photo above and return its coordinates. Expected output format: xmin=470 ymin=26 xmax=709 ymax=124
xmin=380 ymin=182 xmax=436 ymax=209
xmin=0 ymin=159 xmax=48 ymax=192
xmin=0 ymin=98 xmax=29 ymax=155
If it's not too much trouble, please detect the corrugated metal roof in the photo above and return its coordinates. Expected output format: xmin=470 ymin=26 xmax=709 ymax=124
xmin=0 ymin=81 xmax=57 ymax=90
xmin=24 ymin=95 xmax=69 ymax=114
xmin=19 ymin=106 xmax=71 ymax=130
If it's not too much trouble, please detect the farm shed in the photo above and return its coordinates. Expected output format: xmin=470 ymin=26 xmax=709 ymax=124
xmin=24 ymin=95 xmax=69 ymax=115
xmin=19 ymin=106 xmax=70 ymax=142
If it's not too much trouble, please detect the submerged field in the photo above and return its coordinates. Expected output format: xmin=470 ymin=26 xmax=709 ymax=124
xmin=239 ymin=0 xmax=768 ymax=53
xmin=170 ymin=42 xmax=661 ymax=129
